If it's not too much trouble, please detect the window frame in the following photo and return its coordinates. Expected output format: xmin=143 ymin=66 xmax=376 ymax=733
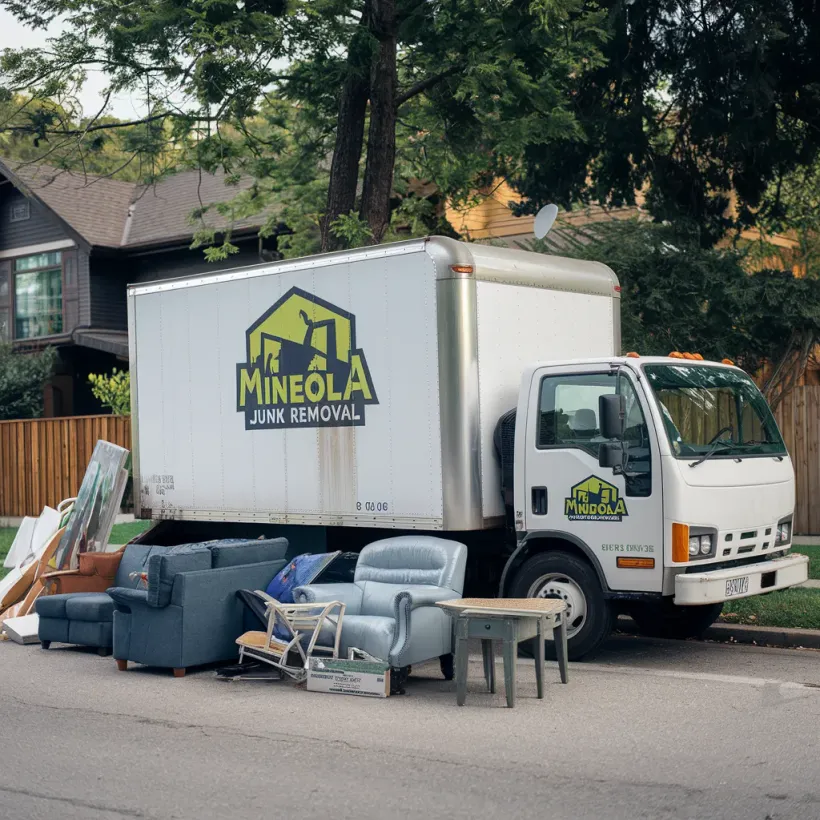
xmin=11 ymin=251 xmax=66 ymax=341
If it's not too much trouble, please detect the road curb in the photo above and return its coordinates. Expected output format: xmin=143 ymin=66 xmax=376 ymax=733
xmin=618 ymin=618 xmax=820 ymax=650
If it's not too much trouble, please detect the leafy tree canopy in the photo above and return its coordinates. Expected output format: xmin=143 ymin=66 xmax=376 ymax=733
xmin=512 ymin=1 xmax=820 ymax=247
xmin=0 ymin=0 xmax=608 ymax=254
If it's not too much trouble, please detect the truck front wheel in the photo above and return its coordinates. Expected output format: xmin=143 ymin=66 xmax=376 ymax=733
xmin=627 ymin=599 xmax=724 ymax=640
xmin=509 ymin=551 xmax=614 ymax=661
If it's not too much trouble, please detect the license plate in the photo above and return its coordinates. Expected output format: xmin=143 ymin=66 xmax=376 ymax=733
xmin=725 ymin=576 xmax=750 ymax=597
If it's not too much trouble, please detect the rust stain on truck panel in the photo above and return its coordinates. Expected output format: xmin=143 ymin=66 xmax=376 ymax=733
xmin=318 ymin=426 xmax=356 ymax=513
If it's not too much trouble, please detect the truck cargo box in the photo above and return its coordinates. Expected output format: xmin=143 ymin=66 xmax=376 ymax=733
xmin=128 ymin=237 xmax=619 ymax=530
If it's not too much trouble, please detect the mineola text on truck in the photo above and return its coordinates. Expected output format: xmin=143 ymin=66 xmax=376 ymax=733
xmin=128 ymin=236 xmax=809 ymax=659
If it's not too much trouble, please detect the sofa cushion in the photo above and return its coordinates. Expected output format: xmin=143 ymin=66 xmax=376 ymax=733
xmin=210 ymin=538 xmax=289 ymax=569
xmin=35 ymin=593 xmax=74 ymax=620
xmin=147 ymin=546 xmax=212 ymax=607
xmin=338 ymin=615 xmax=396 ymax=663
xmin=64 ymin=593 xmax=115 ymax=622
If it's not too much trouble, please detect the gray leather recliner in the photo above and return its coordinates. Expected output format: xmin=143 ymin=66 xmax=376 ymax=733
xmin=294 ymin=536 xmax=467 ymax=669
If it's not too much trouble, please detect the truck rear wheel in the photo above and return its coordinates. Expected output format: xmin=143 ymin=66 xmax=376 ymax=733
xmin=627 ymin=599 xmax=723 ymax=640
xmin=509 ymin=551 xmax=614 ymax=661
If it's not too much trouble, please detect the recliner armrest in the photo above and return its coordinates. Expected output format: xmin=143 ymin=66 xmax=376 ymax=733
xmin=392 ymin=586 xmax=461 ymax=611
xmin=295 ymin=583 xmax=363 ymax=615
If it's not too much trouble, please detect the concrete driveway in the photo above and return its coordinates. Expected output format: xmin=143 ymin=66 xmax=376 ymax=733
xmin=1 ymin=634 xmax=819 ymax=820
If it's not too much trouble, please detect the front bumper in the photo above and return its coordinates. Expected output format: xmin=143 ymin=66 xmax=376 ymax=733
xmin=674 ymin=553 xmax=809 ymax=605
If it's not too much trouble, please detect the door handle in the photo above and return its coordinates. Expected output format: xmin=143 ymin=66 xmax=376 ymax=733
xmin=531 ymin=486 xmax=548 ymax=516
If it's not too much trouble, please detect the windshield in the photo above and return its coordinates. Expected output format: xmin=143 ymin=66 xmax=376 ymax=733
xmin=643 ymin=364 xmax=786 ymax=459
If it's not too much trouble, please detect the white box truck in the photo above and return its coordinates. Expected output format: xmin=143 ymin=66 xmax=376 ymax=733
xmin=128 ymin=236 xmax=809 ymax=658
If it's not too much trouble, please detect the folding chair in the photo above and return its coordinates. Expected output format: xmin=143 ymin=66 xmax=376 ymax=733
xmin=235 ymin=593 xmax=345 ymax=682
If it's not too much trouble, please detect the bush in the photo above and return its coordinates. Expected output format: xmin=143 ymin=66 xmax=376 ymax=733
xmin=88 ymin=368 xmax=131 ymax=415
xmin=0 ymin=343 xmax=56 ymax=420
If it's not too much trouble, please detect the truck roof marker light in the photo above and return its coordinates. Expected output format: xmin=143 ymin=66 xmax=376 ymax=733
xmin=450 ymin=264 xmax=474 ymax=275
xmin=669 ymin=351 xmax=684 ymax=359
xmin=617 ymin=557 xmax=655 ymax=569
xmin=693 ymin=353 xmax=704 ymax=360
xmin=614 ymin=285 xmax=622 ymax=292
xmin=672 ymin=523 xmax=690 ymax=563
xmin=626 ymin=352 xmax=640 ymax=358
xmin=682 ymin=352 xmax=697 ymax=360
xmin=722 ymin=358 xmax=735 ymax=366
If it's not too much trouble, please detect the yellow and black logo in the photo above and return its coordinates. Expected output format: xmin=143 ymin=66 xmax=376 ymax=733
xmin=564 ymin=475 xmax=628 ymax=522
xmin=236 ymin=287 xmax=378 ymax=430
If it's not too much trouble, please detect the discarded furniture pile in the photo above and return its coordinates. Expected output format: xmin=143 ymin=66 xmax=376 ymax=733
xmin=2 ymin=440 xmax=569 ymax=706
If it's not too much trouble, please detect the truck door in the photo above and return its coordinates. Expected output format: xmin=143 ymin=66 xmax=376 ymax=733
xmin=523 ymin=364 xmax=663 ymax=593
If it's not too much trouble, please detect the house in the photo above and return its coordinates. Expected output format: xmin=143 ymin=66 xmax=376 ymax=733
xmin=0 ymin=159 xmax=281 ymax=415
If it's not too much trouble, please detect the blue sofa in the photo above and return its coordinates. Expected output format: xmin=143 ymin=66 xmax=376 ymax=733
xmin=108 ymin=538 xmax=288 ymax=676
xmin=37 ymin=544 xmax=172 ymax=654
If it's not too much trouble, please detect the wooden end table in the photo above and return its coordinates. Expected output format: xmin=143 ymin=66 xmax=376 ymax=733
xmin=437 ymin=598 xmax=569 ymax=708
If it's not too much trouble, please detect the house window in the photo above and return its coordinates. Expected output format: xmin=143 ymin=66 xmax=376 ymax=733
xmin=10 ymin=200 xmax=31 ymax=222
xmin=14 ymin=251 xmax=63 ymax=339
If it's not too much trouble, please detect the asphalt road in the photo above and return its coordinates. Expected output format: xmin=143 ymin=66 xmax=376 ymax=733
xmin=1 ymin=634 xmax=819 ymax=820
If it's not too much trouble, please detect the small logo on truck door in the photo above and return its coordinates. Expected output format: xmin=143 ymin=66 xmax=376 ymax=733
xmin=236 ymin=287 xmax=378 ymax=430
xmin=565 ymin=475 xmax=628 ymax=521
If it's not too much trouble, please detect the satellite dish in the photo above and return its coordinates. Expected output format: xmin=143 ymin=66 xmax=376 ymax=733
xmin=534 ymin=203 xmax=559 ymax=239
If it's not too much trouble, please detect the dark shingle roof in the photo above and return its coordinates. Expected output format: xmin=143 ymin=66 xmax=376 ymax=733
xmin=5 ymin=161 xmax=135 ymax=248
xmin=0 ymin=159 xmax=267 ymax=250
xmin=125 ymin=170 xmax=261 ymax=247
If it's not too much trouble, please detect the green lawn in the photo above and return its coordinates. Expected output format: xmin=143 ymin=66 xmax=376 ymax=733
xmin=720 ymin=587 xmax=820 ymax=630
xmin=0 ymin=520 xmax=152 ymax=581
xmin=792 ymin=544 xmax=820 ymax=580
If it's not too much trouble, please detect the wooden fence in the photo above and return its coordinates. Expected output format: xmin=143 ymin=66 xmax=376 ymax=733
xmin=0 ymin=415 xmax=131 ymax=518
xmin=773 ymin=387 xmax=820 ymax=535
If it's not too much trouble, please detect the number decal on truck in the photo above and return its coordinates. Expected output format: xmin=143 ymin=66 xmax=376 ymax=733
xmin=357 ymin=502 xmax=389 ymax=513
xmin=725 ymin=577 xmax=750 ymax=597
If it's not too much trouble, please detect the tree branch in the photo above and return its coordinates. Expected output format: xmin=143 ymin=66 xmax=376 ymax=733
xmin=395 ymin=64 xmax=463 ymax=108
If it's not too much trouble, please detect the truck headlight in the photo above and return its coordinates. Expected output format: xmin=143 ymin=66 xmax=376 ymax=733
xmin=775 ymin=520 xmax=791 ymax=546
xmin=699 ymin=535 xmax=712 ymax=555
xmin=688 ymin=536 xmax=701 ymax=556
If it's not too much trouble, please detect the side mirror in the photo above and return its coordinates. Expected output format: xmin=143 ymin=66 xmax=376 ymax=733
xmin=599 ymin=394 xmax=625 ymax=439
xmin=599 ymin=441 xmax=626 ymax=471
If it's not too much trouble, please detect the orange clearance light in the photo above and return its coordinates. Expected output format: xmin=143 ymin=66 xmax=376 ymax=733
xmin=672 ymin=523 xmax=690 ymax=563
xmin=617 ymin=557 xmax=655 ymax=569
xmin=693 ymin=353 xmax=704 ymax=360
xmin=669 ymin=351 xmax=684 ymax=359
xmin=682 ymin=352 xmax=697 ymax=360
xmin=450 ymin=264 xmax=474 ymax=274
xmin=722 ymin=358 xmax=735 ymax=366
xmin=626 ymin=351 xmax=640 ymax=358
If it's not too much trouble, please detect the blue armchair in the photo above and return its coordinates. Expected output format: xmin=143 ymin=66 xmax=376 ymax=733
xmin=295 ymin=536 xmax=467 ymax=675
xmin=109 ymin=538 xmax=289 ymax=676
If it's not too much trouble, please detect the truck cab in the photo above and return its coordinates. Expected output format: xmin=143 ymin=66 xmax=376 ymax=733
xmin=500 ymin=355 xmax=809 ymax=658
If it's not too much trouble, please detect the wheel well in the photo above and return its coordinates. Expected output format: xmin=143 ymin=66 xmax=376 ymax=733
xmin=501 ymin=535 xmax=609 ymax=596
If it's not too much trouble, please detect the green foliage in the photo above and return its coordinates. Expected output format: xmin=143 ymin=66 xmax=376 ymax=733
xmin=720 ymin=588 xmax=820 ymax=630
xmin=0 ymin=0 xmax=607 ymax=254
xmin=511 ymin=1 xmax=820 ymax=246
xmin=88 ymin=368 xmax=131 ymax=416
xmin=532 ymin=219 xmax=820 ymax=381
xmin=0 ymin=343 xmax=56 ymax=420
xmin=330 ymin=211 xmax=373 ymax=247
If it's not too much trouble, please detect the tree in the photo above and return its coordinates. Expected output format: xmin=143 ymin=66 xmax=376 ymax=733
xmin=535 ymin=219 xmax=820 ymax=409
xmin=0 ymin=0 xmax=607 ymax=253
xmin=0 ymin=343 xmax=55 ymax=420
xmin=510 ymin=1 xmax=820 ymax=247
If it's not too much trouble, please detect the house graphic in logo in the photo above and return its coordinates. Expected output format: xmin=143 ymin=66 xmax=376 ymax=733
xmin=564 ymin=475 xmax=628 ymax=521
xmin=236 ymin=287 xmax=378 ymax=430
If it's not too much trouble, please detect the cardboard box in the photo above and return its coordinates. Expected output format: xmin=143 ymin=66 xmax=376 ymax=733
xmin=307 ymin=657 xmax=390 ymax=698
xmin=2 ymin=614 xmax=40 ymax=645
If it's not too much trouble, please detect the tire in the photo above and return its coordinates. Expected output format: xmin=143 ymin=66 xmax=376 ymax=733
xmin=627 ymin=599 xmax=723 ymax=640
xmin=509 ymin=551 xmax=615 ymax=661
